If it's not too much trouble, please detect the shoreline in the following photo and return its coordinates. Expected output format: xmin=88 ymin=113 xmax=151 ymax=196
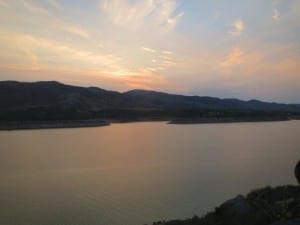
xmin=168 ymin=116 xmax=291 ymax=124
xmin=150 ymin=185 xmax=300 ymax=225
xmin=0 ymin=117 xmax=298 ymax=131
xmin=0 ymin=120 xmax=110 ymax=131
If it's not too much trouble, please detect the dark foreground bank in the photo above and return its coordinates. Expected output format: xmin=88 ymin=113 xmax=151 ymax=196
xmin=148 ymin=161 xmax=300 ymax=225
xmin=150 ymin=185 xmax=300 ymax=225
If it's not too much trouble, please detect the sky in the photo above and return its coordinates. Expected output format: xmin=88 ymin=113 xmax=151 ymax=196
xmin=0 ymin=0 xmax=299 ymax=103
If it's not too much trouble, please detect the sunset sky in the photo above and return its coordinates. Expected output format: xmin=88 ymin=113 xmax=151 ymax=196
xmin=0 ymin=0 xmax=299 ymax=102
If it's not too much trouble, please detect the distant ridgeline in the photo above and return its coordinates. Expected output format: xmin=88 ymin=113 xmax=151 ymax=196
xmin=0 ymin=81 xmax=300 ymax=122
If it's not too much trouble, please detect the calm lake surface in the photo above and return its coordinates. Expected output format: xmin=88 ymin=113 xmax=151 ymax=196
xmin=0 ymin=121 xmax=299 ymax=225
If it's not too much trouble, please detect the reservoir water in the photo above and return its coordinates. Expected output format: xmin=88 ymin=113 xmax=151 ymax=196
xmin=0 ymin=121 xmax=299 ymax=225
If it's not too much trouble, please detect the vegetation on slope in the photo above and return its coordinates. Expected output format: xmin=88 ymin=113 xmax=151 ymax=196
xmin=0 ymin=81 xmax=299 ymax=122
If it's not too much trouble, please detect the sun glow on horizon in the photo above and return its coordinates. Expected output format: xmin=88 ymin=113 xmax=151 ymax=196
xmin=0 ymin=0 xmax=299 ymax=102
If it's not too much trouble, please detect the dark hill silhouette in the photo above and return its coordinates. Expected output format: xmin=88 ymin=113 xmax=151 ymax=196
xmin=0 ymin=80 xmax=299 ymax=122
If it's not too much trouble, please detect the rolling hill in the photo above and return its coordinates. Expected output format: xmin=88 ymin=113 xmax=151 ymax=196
xmin=0 ymin=80 xmax=299 ymax=122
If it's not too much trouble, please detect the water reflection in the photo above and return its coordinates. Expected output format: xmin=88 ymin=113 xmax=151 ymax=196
xmin=0 ymin=121 xmax=299 ymax=225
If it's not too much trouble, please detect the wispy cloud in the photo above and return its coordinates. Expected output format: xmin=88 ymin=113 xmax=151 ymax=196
xmin=0 ymin=30 xmax=120 ymax=71
xmin=221 ymin=47 xmax=244 ymax=67
xmin=273 ymin=8 xmax=280 ymax=20
xmin=63 ymin=26 xmax=90 ymax=39
xmin=0 ymin=0 xmax=9 ymax=7
xmin=48 ymin=0 xmax=62 ymax=10
xmin=0 ymin=0 xmax=299 ymax=101
xmin=162 ymin=60 xmax=176 ymax=67
xmin=166 ymin=12 xmax=184 ymax=32
xmin=229 ymin=19 xmax=245 ymax=36
xmin=0 ymin=28 xmax=182 ymax=92
xmin=19 ymin=1 xmax=90 ymax=39
xmin=100 ymin=0 xmax=184 ymax=32
xmin=158 ymin=54 xmax=172 ymax=60
xmin=141 ymin=46 xmax=156 ymax=53
xmin=117 ymin=69 xmax=174 ymax=90
xmin=21 ymin=0 xmax=50 ymax=15
xmin=162 ymin=51 xmax=173 ymax=55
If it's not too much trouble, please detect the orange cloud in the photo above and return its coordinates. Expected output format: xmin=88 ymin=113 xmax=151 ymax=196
xmin=114 ymin=69 xmax=171 ymax=90
xmin=221 ymin=47 xmax=244 ymax=67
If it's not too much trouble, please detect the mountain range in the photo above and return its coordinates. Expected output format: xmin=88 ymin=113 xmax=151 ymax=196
xmin=0 ymin=80 xmax=299 ymax=122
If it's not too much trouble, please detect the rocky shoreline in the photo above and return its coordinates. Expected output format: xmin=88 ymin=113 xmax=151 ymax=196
xmin=149 ymin=161 xmax=300 ymax=225
xmin=150 ymin=185 xmax=300 ymax=225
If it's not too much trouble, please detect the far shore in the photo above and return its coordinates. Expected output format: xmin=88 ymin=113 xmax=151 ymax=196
xmin=0 ymin=120 xmax=110 ymax=131
xmin=168 ymin=116 xmax=292 ymax=124
xmin=0 ymin=116 xmax=299 ymax=131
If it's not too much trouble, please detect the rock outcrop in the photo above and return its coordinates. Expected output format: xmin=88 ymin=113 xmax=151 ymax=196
xmin=295 ymin=160 xmax=300 ymax=184
xmin=150 ymin=160 xmax=300 ymax=225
